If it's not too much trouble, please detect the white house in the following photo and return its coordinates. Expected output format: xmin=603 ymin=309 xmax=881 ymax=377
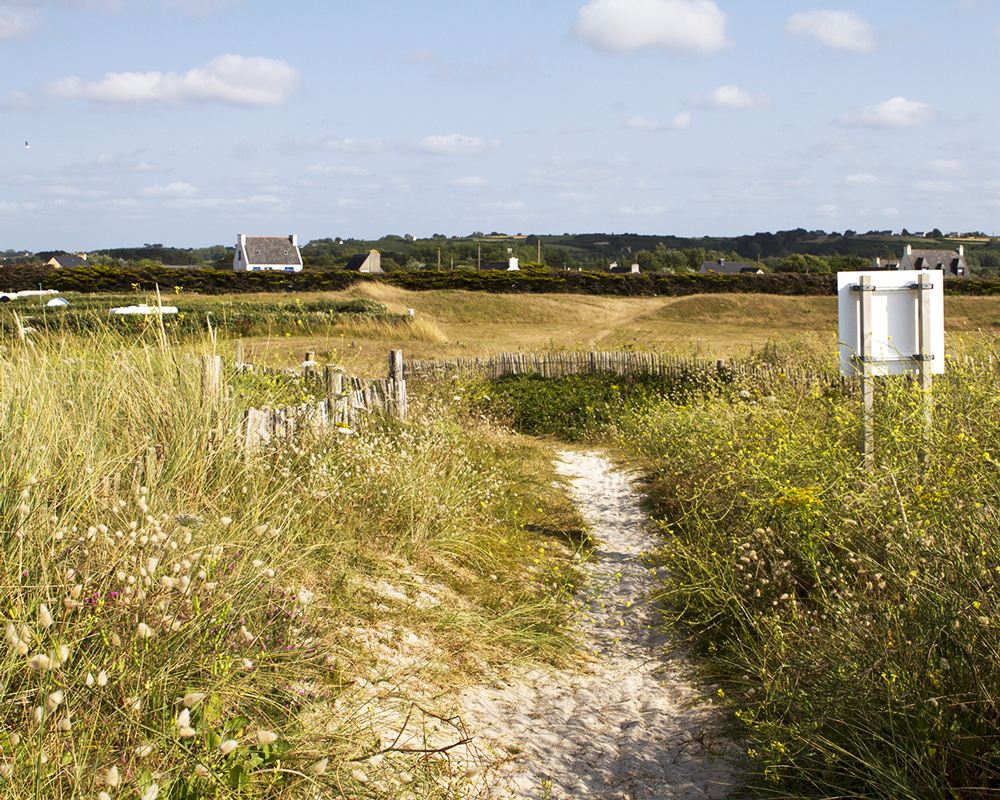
xmin=233 ymin=235 xmax=303 ymax=272
xmin=875 ymin=244 xmax=968 ymax=277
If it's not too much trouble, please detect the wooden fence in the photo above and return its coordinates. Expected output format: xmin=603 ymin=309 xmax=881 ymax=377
xmin=402 ymin=350 xmax=850 ymax=394
xmin=200 ymin=349 xmax=408 ymax=451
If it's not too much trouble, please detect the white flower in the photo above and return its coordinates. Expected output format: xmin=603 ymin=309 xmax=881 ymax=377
xmin=256 ymin=730 xmax=278 ymax=746
xmin=219 ymin=739 xmax=238 ymax=755
xmin=182 ymin=692 xmax=206 ymax=707
xmin=141 ymin=783 xmax=160 ymax=800
xmin=252 ymin=525 xmax=268 ymax=536
xmin=137 ymin=623 xmax=153 ymax=639
xmin=312 ymin=757 xmax=328 ymax=775
xmin=45 ymin=690 xmax=64 ymax=713
xmin=193 ymin=764 xmax=210 ymax=778
xmin=241 ymin=658 xmax=254 ymax=670
xmin=38 ymin=605 xmax=53 ymax=629
xmin=97 ymin=670 xmax=108 ymax=687
xmin=56 ymin=716 xmax=71 ymax=732
xmin=176 ymin=708 xmax=190 ymax=729
xmin=106 ymin=766 xmax=120 ymax=786
xmin=179 ymin=726 xmax=197 ymax=738
xmin=350 ymin=769 xmax=368 ymax=783
xmin=135 ymin=743 xmax=154 ymax=758
xmin=220 ymin=517 xmax=232 ymax=526
xmin=8 ymin=734 xmax=19 ymax=747
xmin=98 ymin=793 xmax=110 ymax=800
xmin=26 ymin=654 xmax=50 ymax=671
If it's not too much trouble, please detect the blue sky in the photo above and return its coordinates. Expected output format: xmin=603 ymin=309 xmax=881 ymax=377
xmin=2 ymin=0 xmax=999 ymax=251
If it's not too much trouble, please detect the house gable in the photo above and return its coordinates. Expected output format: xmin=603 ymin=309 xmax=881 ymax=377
xmin=699 ymin=259 xmax=761 ymax=275
xmin=343 ymin=250 xmax=383 ymax=273
xmin=896 ymin=244 xmax=968 ymax=277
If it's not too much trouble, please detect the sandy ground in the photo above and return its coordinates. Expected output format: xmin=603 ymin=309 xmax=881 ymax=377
xmin=458 ymin=450 xmax=744 ymax=800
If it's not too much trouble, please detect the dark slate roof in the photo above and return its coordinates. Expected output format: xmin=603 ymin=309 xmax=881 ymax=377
xmin=482 ymin=261 xmax=512 ymax=271
xmin=899 ymin=248 xmax=968 ymax=277
xmin=344 ymin=254 xmax=368 ymax=271
xmin=50 ymin=255 xmax=88 ymax=268
xmin=244 ymin=237 xmax=300 ymax=265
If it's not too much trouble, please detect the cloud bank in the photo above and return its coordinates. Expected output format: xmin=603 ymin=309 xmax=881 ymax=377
xmin=623 ymin=111 xmax=691 ymax=130
xmin=785 ymin=10 xmax=876 ymax=52
xmin=414 ymin=134 xmax=500 ymax=157
xmin=45 ymin=54 xmax=300 ymax=106
xmin=0 ymin=7 xmax=34 ymax=40
xmin=573 ymin=0 xmax=730 ymax=56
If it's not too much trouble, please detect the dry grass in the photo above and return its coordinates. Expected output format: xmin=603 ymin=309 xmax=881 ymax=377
xmin=180 ymin=286 xmax=1000 ymax=377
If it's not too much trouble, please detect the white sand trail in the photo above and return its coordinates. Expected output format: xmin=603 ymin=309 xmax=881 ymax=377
xmin=460 ymin=450 xmax=743 ymax=799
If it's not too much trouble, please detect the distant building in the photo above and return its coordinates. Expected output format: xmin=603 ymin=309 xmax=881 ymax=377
xmin=609 ymin=262 xmax=640 ymax=274
xmin=880 ymin=244 xmax=969 ymax=277
xmin=47 ymin=254 xmax=88 ymax=268
xmin=233 ymin=234 xmax=302 ymax=272
xmin=699 ymin=258 xmax=762 ymax=275
xmin=482 ymin=256 xmax=520 ymax=271
xmin=343 ymin=250 xmax=383 ymax=273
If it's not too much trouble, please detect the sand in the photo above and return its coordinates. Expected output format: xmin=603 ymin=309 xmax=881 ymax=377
xmin=458 ymin=450 xmax=744 ymax=799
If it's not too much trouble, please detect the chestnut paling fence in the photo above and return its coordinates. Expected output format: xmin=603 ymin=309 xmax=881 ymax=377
xmin=215 ymin=347 xmax=998 ymax=449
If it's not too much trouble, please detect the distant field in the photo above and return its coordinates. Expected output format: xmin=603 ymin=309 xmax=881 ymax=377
xmin=222 ymin=285 xmax=1000 ymax=377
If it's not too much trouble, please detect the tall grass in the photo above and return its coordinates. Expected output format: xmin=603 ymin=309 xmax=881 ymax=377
xmin=612 ymin=352 xmax=1000 ymax=798
xmin=0 ymin=323 xmax=583 ymax=799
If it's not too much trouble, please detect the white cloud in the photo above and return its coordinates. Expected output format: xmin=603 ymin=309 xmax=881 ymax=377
xmin=450 ymin=176 xmax=486 ymax=187
xmin=913 ymin=180 xmax=957 ymax=194
xmin=623 ymin=111 xmax=691 ymax=130
xmin=139 ymin=182 xmax=198 ymax=197
xmin=621 ymin=204 xmax=669 ymax=216
xmin=414 ymin=134 xmax=499 ymax=157
xmin=315 ymin=137 xmax=394 ymax=155
xmin=837 ymin=97 xmax=934 ymax=127
xmin=927 ymin=158 xmax=962 ymax=174
xmin=690 ymin=85 xmax=773 ymax=110
xmin=406 ymin=48 xmax=440 ymax=64
xmin=844 ymin=173 xmax=878 ymax=186
xmin=0 ymin=7 xmax=34 ymax=40
xmin=785 ymin=10 xmax=876 ymax=53
xmin=160 ymin=0 xmax=241 ymax=16
xmin=573 ymin=0 xmax=730 ymax=56
xmin=307 ymin=164 xmax=370 ymax=177
xmin=45 ymin=54 xmax=300 ymax=106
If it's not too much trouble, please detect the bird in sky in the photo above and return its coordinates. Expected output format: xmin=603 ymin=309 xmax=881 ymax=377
xmin=24 ymin=142 xmax=29 ymax=148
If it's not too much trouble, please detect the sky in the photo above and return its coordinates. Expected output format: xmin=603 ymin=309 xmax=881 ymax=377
xmin=2 ymin=0 xmax=1000 ymax=252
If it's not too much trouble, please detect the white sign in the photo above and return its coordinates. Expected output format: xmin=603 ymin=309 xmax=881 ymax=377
xmin=837 ymin=271 xmax=944 ymax=376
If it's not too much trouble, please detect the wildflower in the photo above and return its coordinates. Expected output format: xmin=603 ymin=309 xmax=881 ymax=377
xmin=56 ymin=716 xmax=71 ymax=732
xmin=252 ymin=525 xmax=268 ymax=536
xmin=240 ymin=626 xmax=254 ymax=643
xmin=8 ymin=734 xmax=19 ymax=747
xmin=97 ymin=670 xmax=108 ymax=687
xmin=182 ymin=692 xmax=206 ymax=707
xmin=135 ymin=743 xmax=154 ymax=758
xmin=106 ymin=766 xmax=120 ymax=787
xmin=312 ymin=757 xmax=328 ymax=776
xmin=141 ymin=783 xmax=160 ymax=800
xmin=98 ymin=794 xmax=110 ymax=800
xmin=220 ymin=517 xmax=232 ymax=527
xmin=220 ymin=740 xmax=238 ymax=755
xmin=256 ymin=730 xmax=278 ymax=746
xmin=0 ymin=763 xmax=11 ymax=779
xmin=179 ymin=726 xmax=197 ymax=738
xmin=351 ymin=769 xmax=368 ymax=783
xmin=241 ymin=658 xmax=254 ymax=670
xmin=137 ymin=623 xmax=153 ymax=639
xmin=177 ymin=709 xmax=190 ymax=729
xmin=38 ymin=604 xmax=53 ymax=629
xmin=398 ymin=771 xmax=413 ymax=784
xmin=194 ymin=764 xmax=210 ymax=778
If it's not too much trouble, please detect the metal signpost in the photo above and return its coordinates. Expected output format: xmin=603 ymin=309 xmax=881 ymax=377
xmin=837 ymin=271 xmax=944 ymax=470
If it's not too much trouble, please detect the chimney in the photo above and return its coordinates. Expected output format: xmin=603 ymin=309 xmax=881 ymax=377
xmin=904 ymin=244 xmax=912 ymax=256
xmin=958 ymin=244 xmax=964 ymax=256
xmin=290 ymin=234 xmax=298 ymax=247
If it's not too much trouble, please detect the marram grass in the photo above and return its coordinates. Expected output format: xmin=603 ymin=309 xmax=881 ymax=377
xmin=0 ymin=325 xmax=584 ymax=799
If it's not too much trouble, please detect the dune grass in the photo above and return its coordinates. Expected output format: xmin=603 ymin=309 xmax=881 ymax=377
xmin=0 ymin=322 xmax=585 ymax=799
xmin=607 ymin=347 xmax=1000 ymax=798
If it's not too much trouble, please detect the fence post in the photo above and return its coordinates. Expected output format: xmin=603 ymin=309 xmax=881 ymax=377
xmin=388 ymin=350 xmax=407 ymax=419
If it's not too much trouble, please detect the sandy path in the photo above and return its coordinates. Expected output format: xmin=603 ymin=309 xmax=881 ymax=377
xmin=460 ymin=450 xmax=743 ymax=800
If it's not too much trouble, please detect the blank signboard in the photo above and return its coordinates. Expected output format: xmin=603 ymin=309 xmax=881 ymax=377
xmin=837 ymin=270 xmax=944 ymax=377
